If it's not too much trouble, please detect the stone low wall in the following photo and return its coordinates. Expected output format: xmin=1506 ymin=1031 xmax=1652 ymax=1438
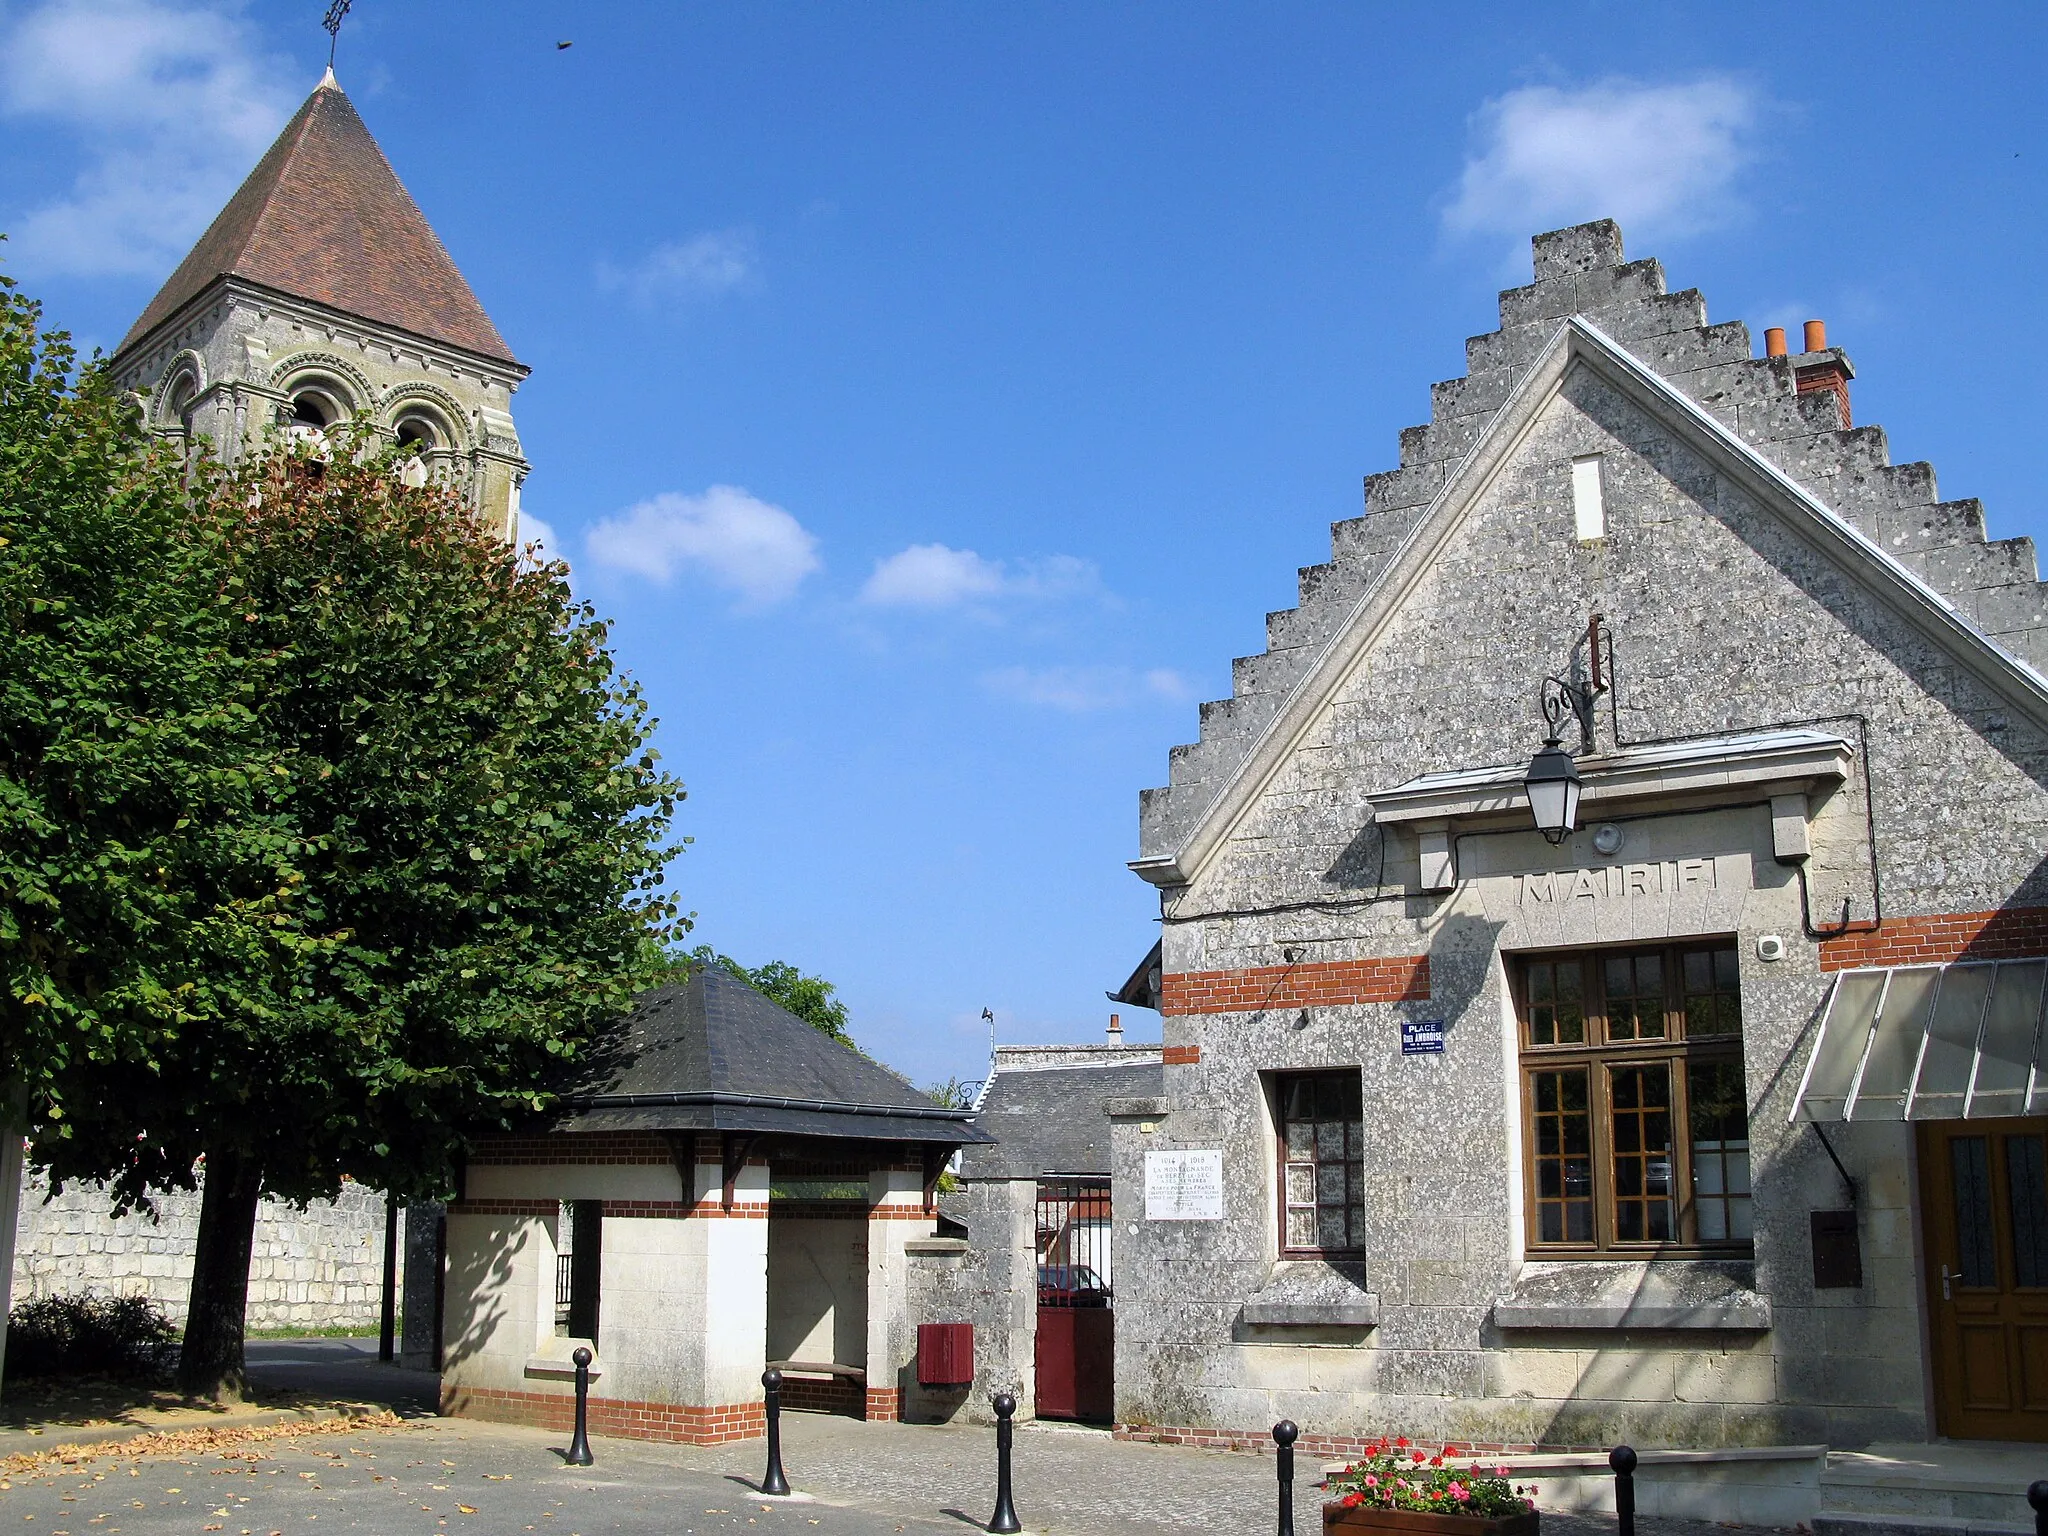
xmin=10 ymin=1165 xmax=399 ymax=1330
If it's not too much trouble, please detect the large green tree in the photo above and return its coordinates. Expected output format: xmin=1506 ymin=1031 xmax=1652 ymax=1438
xmin=26 ymin=418 xmax=682 ymax=1397
xmin=0 ymin=268 xmax=276 ymax=1177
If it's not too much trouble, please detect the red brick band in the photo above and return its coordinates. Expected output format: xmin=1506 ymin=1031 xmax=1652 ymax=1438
xmin=1161 ymin=1044 xmax=1200 ymax=1066
xmin=444 ymin=1385 xmax=766 ymax=1445
xmin=864 ymin=1386 xmax=900 ymax=1422
xmin=1160 ymin=955 xmax=1430 ymax=1015
xmin=469 ymin=1131 xmax=682 ymax=1166
xmin=449 ymin=1197 xmax=771 ymax=1220
xmin=447 ymin=1199 xmax=556 ymax=1218
xmin=1819 ymin=908 xmax=2048 ymax=972
xmin=777 ymin=1373 xmax=863 ymax=1417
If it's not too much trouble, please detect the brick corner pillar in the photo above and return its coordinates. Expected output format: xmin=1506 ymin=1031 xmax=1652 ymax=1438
xmin=696 ymin=1156 xmax=770 ymax=1424
xmin=864 ymin=1165 xmax=938 ymax=1423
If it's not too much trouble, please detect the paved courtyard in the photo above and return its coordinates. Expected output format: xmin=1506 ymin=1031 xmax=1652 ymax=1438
xmin=0 ymin=1344 xmax=1779 ymax=1536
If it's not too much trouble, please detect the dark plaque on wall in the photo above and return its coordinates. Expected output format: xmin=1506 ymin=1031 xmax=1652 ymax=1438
xmin=1810 ymin=1209 xmax=1862 ymax=1289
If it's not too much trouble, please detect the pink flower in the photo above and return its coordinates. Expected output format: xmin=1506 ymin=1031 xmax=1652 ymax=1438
xmin=1364 ymin=1476 xmax=1380 ymax=1489
xmin=1451 ymin=1484 xmax=1471 ymax=1503
xmin=1496 ymin=1467 xmax=1511 ymax=1477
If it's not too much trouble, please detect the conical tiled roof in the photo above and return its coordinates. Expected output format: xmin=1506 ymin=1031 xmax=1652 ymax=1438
xmin=116 ymin=76 xmax=517 ymax=365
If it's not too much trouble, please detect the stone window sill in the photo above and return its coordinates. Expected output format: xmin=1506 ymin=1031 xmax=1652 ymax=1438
xmin=1490 ymin=1259 xmax=1769 ymax=1331
xmin=1237 ymin=1260 xmax=1379 ymax=1328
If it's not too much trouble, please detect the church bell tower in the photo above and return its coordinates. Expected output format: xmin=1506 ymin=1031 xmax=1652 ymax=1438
xmin=108 ymin=70 xmax=529 ymax=539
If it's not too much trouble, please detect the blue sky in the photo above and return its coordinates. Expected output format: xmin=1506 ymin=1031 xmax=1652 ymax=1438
xmin=3 ymin=1 xmax=2043 ymax=1091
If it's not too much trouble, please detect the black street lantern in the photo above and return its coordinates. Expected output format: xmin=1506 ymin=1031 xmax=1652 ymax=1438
xmin=1523 ymin=737 xmax=1583 ymax=845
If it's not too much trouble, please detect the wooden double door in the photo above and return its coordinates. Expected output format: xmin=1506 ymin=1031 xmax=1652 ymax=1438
xmin=1919 ymin=1119 xmax=2048 ymax=1440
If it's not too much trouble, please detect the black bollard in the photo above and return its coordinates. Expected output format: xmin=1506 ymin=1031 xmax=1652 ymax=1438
xmin=1273 ymin=1420 xmax=1298 ymax=1536
xmin=564 ymin=1347 xmax=594 ymax=1467
xmin=2028 ymin=1480 xmax=2048 ymax=1536
xmin=985 ymin=1392 xmax=1021 ymax=1534
xmin=760 ymin=1368 xmax=791 ymax=1497
xmin=1610 ymin=1445 xmax=1637 ymax=1536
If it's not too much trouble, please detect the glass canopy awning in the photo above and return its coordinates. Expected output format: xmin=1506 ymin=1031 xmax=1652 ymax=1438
xmin=1793 ymin=960 xmax=2048 ymax=1122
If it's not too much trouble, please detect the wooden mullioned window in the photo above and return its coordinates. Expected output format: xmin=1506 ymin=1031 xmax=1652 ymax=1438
xmin=1273 ymin=1070 xmax=1365 ymax=1256
xmin=1516 ymin=942 xmax=1751 ymax=1256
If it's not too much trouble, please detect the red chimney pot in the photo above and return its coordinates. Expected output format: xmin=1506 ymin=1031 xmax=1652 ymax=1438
xmin=1804 ymin=319 xmax=1828 ymax=353
xmin=1764 ymin=327 xmax=1788 ymax=358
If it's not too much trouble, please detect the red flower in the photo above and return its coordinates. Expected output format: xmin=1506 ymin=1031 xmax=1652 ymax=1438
xmin=1343 ymin=1492 xmax=1364 ymax=1508
xmin=1396 ymin=1437 xmax=1411 ymax=1449
xmin=1413 ymin=1452 xmax=1427 ymax=1464
xmin=1444 ymin=1445 xmax=1463 ymax=1458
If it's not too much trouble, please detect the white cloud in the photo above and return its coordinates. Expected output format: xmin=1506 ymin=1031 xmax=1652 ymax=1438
xmin=597 ymin=229 xmax=756 ymax=306
xmin=0 ymin=0 xmax=298 ymax=278
xmin=1443 ymin=77 xmax=1760 ymax=248
xmin=860 ymin=544 xmax=1101 ymax=610
xmin=982 ymin=665 xmax=1192 ymax=713
xmin=585 ymin=485 xmax=820 ymax=606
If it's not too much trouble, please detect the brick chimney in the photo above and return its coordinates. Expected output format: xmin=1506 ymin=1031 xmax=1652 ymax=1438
xmin=1789 ymin=317 xmax=1854 ymax=430
xmin=1107 ymin=1013 xmax=1123 ymax=1041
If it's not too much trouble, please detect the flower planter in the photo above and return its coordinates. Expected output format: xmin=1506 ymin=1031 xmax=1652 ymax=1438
xmin=1323 ymin=1505 xmax=1540 ymax=1536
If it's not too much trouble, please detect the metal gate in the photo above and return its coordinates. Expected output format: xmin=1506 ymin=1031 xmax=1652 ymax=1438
xmin=1034 ymin=1176 xmax=1114 ymax=1422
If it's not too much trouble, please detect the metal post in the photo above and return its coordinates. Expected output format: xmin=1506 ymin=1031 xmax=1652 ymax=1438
xmin=564 ymin=1346 xmax=594 ymax=1466
xmin=761 ymin=1368 xmax=791 ymax=1496
xmin=1273 ymin=1420 xmax=1298 ymax=1536
xmin=377 ymin=1198 xmax=398 ymax=1363
xmin=1610 ymin=1445 xmax=1637 ymax=1536
xmin=2027 ymin=1480 xmax=2048 ymax=1536
xmin=986 ymin=1392 xmax=1021 ymax=1534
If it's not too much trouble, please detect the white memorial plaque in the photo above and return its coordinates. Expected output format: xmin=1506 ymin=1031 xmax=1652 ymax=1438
xmin=1145 ymin=1149 xmax=1224 ymax=1221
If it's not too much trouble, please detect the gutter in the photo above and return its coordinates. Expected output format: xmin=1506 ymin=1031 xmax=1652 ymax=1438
xmin=555 ymin=1089 xmax=978 ymax=1122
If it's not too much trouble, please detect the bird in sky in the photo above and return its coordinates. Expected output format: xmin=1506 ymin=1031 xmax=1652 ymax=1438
xmin=556 ymin=40 xmax=573 ymax=50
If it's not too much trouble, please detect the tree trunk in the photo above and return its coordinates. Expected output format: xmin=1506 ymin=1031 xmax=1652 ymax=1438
xmin=177 ymin=1147 xmax=262 ymax=1400
xmin=0 ymin=1089 xmax=24 ymax=1401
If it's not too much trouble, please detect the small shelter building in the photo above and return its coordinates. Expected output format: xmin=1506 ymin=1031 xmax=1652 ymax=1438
xmin=440 ymin=967 xmax=985 ymax=1442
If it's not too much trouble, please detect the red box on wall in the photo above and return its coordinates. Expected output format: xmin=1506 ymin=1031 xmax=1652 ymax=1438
xmin=917 ymin=1322 xmax=974 ymax=1386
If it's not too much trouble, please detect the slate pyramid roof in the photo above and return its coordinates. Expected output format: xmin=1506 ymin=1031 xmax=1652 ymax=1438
xmin=116 ymin=75 xmax=517 ymax=366
xmin=546 ymin=966 xmax=987 ymax=1145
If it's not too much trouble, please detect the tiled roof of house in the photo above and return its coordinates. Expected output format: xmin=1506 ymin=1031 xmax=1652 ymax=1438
xmin=116 ymin=75 xmax=517 ymax=365
xmin=958 ymin=1053 xmax=1163 ymax=1180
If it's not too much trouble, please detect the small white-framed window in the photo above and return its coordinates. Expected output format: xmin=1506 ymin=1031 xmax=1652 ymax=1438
xmin=1571 ymin=454 xmax=1606 ymax=542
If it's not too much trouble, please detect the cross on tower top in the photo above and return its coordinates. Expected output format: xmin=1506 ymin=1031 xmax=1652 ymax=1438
xmin=322 ymin=0 xmax=352 ymax=72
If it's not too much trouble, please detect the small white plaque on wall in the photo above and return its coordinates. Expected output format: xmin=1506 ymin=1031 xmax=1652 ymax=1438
xmin=1145 ymin=1149 xmax=1224 ymax=1221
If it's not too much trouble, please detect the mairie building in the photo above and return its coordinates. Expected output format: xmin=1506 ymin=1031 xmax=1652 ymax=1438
xmin=1100 ymin=219 xmax=2048 ymax=1461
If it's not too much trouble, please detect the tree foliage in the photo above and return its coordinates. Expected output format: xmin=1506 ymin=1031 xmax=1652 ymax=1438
xmin=6 ymin=334 xmax=684 ymax=1390
xmin=32 ymin=427 xmax=684 ymax=1210
xmin=0 ymin=267 xmax=268 ymax=1126
xmin=678 ymin=944 xmax=853 ymax=1046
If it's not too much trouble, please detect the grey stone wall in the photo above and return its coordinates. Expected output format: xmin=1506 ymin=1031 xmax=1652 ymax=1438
xmin=1116 ymin=220 xmax=2048 ymax=1448
xmin=11 ymin=1165 xmax=400 ymax=1331
xmin=907 ymin=1181 xmax=1038 ymax=1424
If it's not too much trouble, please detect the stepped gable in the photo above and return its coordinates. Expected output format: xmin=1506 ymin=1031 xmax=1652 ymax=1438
xmin=1138 ymin=219 xmax=2048 ymax=861
xmin=115 ymin=76 xmax=517 ymax=365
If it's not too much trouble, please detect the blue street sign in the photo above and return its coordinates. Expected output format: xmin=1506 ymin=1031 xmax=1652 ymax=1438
xmin=1401 ymin=1019 xmax=1446 ymax=1055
